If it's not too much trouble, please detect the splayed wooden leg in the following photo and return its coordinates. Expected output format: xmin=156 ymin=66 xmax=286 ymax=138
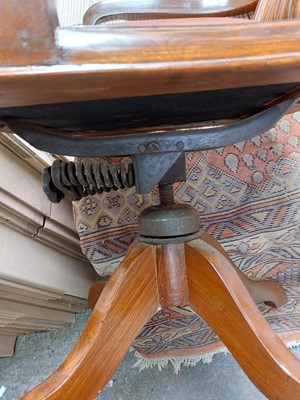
xmin=21 ymin=242 xmax=159 ymax=400
xmin=20 ymin=233 xmax=297 ymax=400
xmin=186 ymin=238 xmax=300 ymax=400
xmin=201 ymin=233 xmax=287 ymax=308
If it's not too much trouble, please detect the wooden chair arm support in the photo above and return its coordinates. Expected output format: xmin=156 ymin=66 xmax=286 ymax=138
xmin=83 ymin=0 xmax=258 ymax=25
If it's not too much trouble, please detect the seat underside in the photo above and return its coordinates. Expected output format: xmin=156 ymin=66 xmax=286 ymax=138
xmin=0 ymin=83 xmax=298 ymax=134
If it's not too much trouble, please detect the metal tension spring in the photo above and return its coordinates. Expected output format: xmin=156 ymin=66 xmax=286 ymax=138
xmin=42 ymin=158 xmax=135 ymax=203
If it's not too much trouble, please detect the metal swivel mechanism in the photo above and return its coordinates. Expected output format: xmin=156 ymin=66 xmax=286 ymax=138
xmin=138 ymin=183 xmax=202 ymax=244
xmin=42 ymin=152 xmax=202 ymax=243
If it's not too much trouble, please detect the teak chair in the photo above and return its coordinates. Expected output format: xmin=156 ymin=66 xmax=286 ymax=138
xmin=1 ymin=0 xmax=300 ymax=399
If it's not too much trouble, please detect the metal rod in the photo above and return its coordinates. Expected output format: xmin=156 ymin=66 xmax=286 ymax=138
xmin=159 ymin=183 xmax=175 ymax=205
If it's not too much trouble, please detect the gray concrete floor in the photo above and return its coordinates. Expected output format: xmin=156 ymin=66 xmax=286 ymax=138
xmin=1 ymin=309 xmax=299 ymax=400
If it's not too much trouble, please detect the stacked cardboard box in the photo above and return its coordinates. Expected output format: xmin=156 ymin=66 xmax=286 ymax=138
xmin=0 ymin=133 xmax=99 ymax=356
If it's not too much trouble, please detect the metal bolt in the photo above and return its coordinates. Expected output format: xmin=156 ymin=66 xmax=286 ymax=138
xmin=176 ymin=141 xmax=184 ymax=150
xmin=147 ymin=142 xmax=160 ymax=152
xmin=138 ymin=144 xmax=146 ymax=153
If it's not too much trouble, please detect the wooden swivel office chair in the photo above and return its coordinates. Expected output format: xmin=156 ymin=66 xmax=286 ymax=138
xmin=0 ymin=0 xmax=300 ymax=399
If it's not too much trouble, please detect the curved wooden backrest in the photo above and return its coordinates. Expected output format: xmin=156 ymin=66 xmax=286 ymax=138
xmin=83 ymin=0 xmax=258 ymax=25
xmin=255 ymin=0 xmax=300 ymax=21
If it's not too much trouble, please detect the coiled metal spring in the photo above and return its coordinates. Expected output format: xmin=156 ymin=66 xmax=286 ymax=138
xmin=42 ymin=158 xmax=135 ymax=203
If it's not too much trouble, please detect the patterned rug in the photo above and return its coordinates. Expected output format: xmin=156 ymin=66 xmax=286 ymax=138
xmin=73 ymin=112 xmax=300 ymax=370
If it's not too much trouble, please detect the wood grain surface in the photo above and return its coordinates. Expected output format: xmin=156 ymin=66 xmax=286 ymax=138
xmin=0 ymin=1 xmax=299 ymax=108
xmin=201 ymin=233 xmax=288 ymax=308
xmin=186 ymin=238 xmax=300 ymax=400
xmin=0 ymin=19 xmax=299 ymax=108
xmin=156 ymin=243 xmax=189 ymax=307
xmin=87 ymin=281 xmax=106 ymax=309
xmin=255 ymin=0 xmax=300 ymax=21
xmin=21 ymin=242 xmax=159 ymax=400
xmin=19 ymin=235 xmax=300 ymax=399
xmin=0 ymin=0 xmax=58 ymax=66
xmin=0 ymin=0 xmax=300 ymax=109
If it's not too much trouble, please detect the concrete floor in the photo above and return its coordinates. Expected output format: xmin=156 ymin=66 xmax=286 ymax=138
xmin=1 ymin=309 xmax=300 ymax=400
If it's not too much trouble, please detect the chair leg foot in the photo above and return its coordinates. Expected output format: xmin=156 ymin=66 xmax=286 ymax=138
xmin=186 ymin=238 xmax=300 ymax=400
xmin=21 ymin=242 xmax=159 ymax=400
xmin=201 ymin=233 xmax=287 ymax=308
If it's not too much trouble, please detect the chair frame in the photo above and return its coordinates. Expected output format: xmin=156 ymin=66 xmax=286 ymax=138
xmin=1 ymin=1 xmax=300 ymax=399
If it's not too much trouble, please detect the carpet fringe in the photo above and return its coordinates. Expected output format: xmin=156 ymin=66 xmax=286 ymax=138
xmin=287 ymin=339 xmax=300 ymax=349
xmin=132 ymin=348 xmax=230 ymax=374
xmin=132 ymin=339 xmax=300 ymax=374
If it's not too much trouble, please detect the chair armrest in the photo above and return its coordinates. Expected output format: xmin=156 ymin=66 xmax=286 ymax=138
xmin=254 ymin=0 xmax=300 ymax=21
xmin=1 ymin=20 xmax=300 ymax=108
xmin=83 ymin=0 xmax=258 ymax=25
